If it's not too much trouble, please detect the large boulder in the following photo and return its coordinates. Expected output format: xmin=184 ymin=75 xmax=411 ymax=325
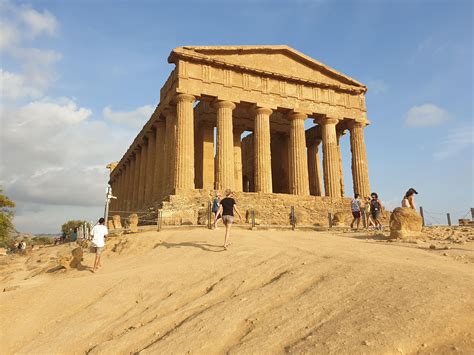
xmin=332 ymin=212 xmax=346 ymax=227
xmin=390 ymin=207 xmax=422 ymax=239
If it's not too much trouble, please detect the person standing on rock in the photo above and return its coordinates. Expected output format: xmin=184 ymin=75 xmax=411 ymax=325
xmin=213 ymin=189 xmax=243 ymax=250
xmin=350 ymin=194 xmax=362 ymax=230
xmin=91 ymin=217 xmax=108 ymax=273
xmin=402 ymin=188 xmax=418 ymax=209
xmin=370 ymin=193 xmax=384 ymax=230
xmin=212 ymin=193 xmax=222 ymax=229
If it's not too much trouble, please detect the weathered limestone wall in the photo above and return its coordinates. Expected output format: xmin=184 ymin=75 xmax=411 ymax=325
xmin=159 ymin=190 xmax=352 ymax=226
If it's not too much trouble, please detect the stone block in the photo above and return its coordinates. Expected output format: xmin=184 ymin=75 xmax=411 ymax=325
xmin=129 ymin=214 xmax=139 ymax=233
xmin=113 ymin=215 xmax=122 ymax=229
xmin=390 ymin=207 xmax=423 ymax=239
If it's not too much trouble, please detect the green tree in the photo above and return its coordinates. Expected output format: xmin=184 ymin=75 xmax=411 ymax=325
xmin=0 ymin=188 xmax=16 ymax=249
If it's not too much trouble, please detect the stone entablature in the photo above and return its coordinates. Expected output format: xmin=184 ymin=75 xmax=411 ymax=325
xmin=108 ymin=46 xmax=372 ymax=216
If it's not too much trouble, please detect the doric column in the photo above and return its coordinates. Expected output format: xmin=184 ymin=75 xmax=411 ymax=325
xmin=174 ymin=94 xmax=195 ymax=190
xmin=319 ymin=117 xmax=341 ymax=197
xmin=195 ymin=122 xmax=215 ymax=189
xmin=153 ymin=120 xmax=166 ymax=199
xmin=163 ymin=107 xmax=176 ymax=195
xmin=116 ymin=170 xmax=123 ymax=211
xmin=288 ymin=112 xmax=309 ymax=195
xmin=138 ymin=141 xmax=148 ymax=209
xmin=336 ymin=130 xmax=346 ymax=197
xmin=233 ymin=127 xmax=244 ymax=192
xmin=214 ymin=100 xmax=236 ymax=190
xmin=253 ymin=107 xmax=273 ymax=193
xmin=348 ymin=120 xmax=371 ymax=197
xmin=145 ymin=129 xmax=156 ymax=205
xmin=122 ymin=160 xmax=130 ymax=211
xmin=307 ymin=140 xmax=323 ymax=196
xmin=132 ymin=148 xmax=141 ymax=209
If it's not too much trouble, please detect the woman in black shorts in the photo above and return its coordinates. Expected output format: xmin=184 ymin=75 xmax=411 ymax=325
xmin=214 ymin=189 xmax=243 ymax=250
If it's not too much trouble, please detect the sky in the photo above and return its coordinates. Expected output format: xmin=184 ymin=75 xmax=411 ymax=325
xmin=0 ymin=0 xmax=473 ymax=233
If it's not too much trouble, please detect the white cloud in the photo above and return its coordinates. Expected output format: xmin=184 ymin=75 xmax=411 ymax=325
xmin=19 ymin=7 xmax=58 ymax=37
xmin=433 ymin=124 xmax=474 ymax=161
xmin=0 ymin=20 xmax=20 ymax=49
xmin=103 ymin=105 xmax=154 ymax=128
xmin=404 ymin=103 xmax=452 ymax=127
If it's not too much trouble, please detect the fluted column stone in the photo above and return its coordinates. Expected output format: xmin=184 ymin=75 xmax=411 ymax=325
xmin=336 ymin=130 xmax=345 ymax=197
xmin=233 ymin=127 xmax=244 ymax=192
xmin=214 ymin=100 xmax=236 ymax=190
xmin=320 ymin=117 xmax=341 ymax=197
xmin=289 ymin=112 xmax=309 ymax=195
xmin=138 ymin=141 xmax=148 ymax=209
xmin=132 ymin=148 xmax=141 ymax=209
xmin=153 ymin=120 xmax=166 ymax=199
xmin=145 ymin=130 xmax=156 ymax=205
xmin=348 ymin=120 xmax=371 ymax=198
xmin=174 ymin=94 xmax=195 ymax=190
xmin=123 ymin=160 xmax=131 ymax=211
xmin=254 ymin=107 xmax=273 ymax=193
xmin=163 ymin=107 xmax=177 ymax=195
xmin=307 ymin=141 xmax=323 ymax=196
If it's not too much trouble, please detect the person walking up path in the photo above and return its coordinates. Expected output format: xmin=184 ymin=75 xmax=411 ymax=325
xmin=214 ymin=189 xmax=242 ymax=250
xmin=91 ymin=217 xmax=108 ymax=273
xmin=350 ymin=194 xmax=362 ymax=230
xmin=370 ymin=193 xmax=384 ymax=230
xmin=212 ymin=193 xmax=222 ymax=229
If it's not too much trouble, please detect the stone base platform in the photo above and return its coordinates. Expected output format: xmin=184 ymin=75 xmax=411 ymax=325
xmin=158 ymin=190 xmax=353 ymax=226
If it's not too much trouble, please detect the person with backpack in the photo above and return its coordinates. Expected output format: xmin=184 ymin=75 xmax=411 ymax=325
xmin=370 ymin=192 xmax=384 ymax=230
xmin=212 ymin=193 xmax=222 ymax=229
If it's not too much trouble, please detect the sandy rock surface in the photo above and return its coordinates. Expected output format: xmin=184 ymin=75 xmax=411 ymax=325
xmin=390 ymin=207 xmax=423 ymax=239
xmin=0 ymin=227 xmax=473 ymax=354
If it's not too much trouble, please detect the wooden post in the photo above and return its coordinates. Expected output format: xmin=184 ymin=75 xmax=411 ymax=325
xmin=447 ymin=213 xmax=452 ymax=226
xmin=328 ymin=212 xmax=333 ymax=228
xmin=419 ymin=206 xmax=425 ymax=226
xmin=251 ymin=210 xmax=256 ymax=229
xmin=471 ymin=208 xmax=474 ymax=220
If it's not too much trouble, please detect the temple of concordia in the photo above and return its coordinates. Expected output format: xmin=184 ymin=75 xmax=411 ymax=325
xmin=108 ymin=46 xmax=371 ymax=225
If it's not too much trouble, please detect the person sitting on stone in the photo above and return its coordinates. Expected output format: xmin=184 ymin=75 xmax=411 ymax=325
xmin=401 ymin=188 xmax=418 ymax=209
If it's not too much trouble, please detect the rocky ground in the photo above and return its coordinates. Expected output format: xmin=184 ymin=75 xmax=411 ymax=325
xmin=0 ymin=226 xmax=473 ymax=354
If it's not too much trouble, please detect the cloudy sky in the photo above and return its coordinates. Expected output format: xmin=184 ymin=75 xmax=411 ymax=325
xmin=0 ymin=0 xmax=472 ymax=233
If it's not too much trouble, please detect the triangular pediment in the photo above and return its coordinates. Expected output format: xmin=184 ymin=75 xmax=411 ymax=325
xmin=170 ymin=45 xmax=365 ymax=90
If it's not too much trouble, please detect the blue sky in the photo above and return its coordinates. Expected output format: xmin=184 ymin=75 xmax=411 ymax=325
xmin=1 ymin=0 xmax=472 ymax=233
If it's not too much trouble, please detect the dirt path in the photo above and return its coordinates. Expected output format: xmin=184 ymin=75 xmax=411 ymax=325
xmin=1 ymin=228 xmax=473 ymax=354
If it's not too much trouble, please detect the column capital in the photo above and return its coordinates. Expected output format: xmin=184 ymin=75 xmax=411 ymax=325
xmin=315 ymin=116 xmax=340 ymax=125
xmin=347 ymin=119 xmax=369 ymax=129
xmin=253 ymin=106 xmax=272 ymax=116
xmin=163 ymin=106 xmax=176 ymax=118
xmin=288 ymin=111 xmax=307 ymax=121
xmin=175 ymin=93 xmax=195 ymax=104
xmin=213 ymin=100 xmax=236 ymax=110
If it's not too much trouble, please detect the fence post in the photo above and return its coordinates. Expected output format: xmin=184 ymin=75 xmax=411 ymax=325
xmin=328 ymin=212 xmax=332 ymax=228
xmin=419 ymin=206 xmax=425 ymax=226
xmin=447 ymin=213 xmax=452 ymax=226
xmin=290 ymin=206 xmax=295 ymax=230
xmin=157 ymin=210 xmax=161 ymax=231
xmin=471 ymin=208 xmax=474 ymax=221
xmin=251 ymin=210 xmax=256 ymax=229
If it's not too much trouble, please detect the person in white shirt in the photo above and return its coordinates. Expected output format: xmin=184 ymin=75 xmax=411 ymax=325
xmin=350 ymin=194 xmax=362 ymax=230
xmin=91 ymin=217 xmax=108 ymax=273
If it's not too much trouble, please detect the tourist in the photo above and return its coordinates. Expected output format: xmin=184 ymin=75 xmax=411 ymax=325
xmin=361 ymin=196 xmax=372 ymax=228
xmin=212 ymin=193 xmax=222 ymax=229
xmin=370 ymin=192 xmax=384 ymax=230
xmin=350 ymin=194 xmax=362 ymax=229
xmin=213 ymin=189 xmax=243 ymax=250
xmin=402 ymin=188 xmax=418 ymax=209
xmin=90 ymin=217 xmax=108 ymax=273
xmin=71 ymin=228 xmax=78 ymax=241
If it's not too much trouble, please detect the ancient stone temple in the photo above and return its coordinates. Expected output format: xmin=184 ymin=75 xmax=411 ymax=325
xmin=108 ymin=46 xmax=371 ymax=225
